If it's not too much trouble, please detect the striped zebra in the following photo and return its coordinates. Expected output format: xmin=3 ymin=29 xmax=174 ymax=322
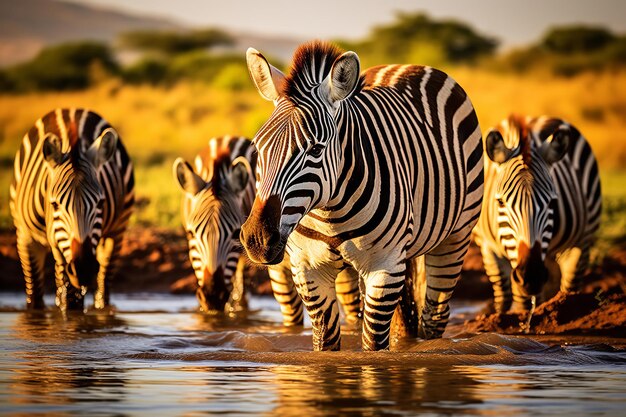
xmin=240 ymin=41 xmax=483 ymax=350
xmin=173 ymin=136 xmax=361 ymax=324
xmin=473 ymin=115 xmax=601 ymax=312
xmin=10 ymin=109 xmax=134 ymax=311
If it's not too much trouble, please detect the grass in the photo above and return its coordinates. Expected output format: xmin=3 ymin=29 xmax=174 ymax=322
xmin=0 ymin=70 xmax=625 ymax=249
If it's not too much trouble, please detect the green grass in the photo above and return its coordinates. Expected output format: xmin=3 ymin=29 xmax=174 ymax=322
xmin=132 ymin=161 xmax=182 ymax=229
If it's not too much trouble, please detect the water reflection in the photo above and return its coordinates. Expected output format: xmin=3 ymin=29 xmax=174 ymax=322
xmin=6 ymin=311 xmax=128 ymax=408
xmin=267 ymin=364 xmax=483 ymax=416
xmin=0 ymin=294 xmax=624 ymax=416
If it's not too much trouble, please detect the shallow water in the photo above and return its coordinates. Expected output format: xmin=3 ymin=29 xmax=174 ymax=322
xmin=0 ymin=293 xmax=625 ymax=416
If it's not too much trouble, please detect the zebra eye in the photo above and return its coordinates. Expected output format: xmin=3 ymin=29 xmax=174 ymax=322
xmin=51 ymin=201 xmax=59 ymax=211
xmin=186 ymin=230 xmax=194 ymax=240
xmin=309 ymin=144 xmax=325 ymax=157
xmin=497 ymin=198 xmax=506 ymax=208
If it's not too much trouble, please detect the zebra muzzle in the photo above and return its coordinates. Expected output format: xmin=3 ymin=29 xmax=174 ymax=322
xmin=196 ymin=266 xmax=228 ymax=312
xmin=240 ymin=195 xmax=286 ymax=265
xmin=512 ymin=241 xmax=549 ymax=296
xmin=68 ymin=239 xmax=99 ymax=288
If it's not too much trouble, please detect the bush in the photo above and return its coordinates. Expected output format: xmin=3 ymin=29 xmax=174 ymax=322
xmin=124 ymin=58 xmax=168 ymax=85
xmin=119 ymin=28 xmax=233 ymax=56
xmin=542 ymin=26 xmax=616 ymax=54
xmin=1 ymin=41 xmax=118 ymax=92
xmin=339 ymin=12 xmax=498 ymax=67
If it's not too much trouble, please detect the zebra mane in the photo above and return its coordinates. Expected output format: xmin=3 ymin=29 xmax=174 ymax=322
xmin=506 ymin=114 xmax=532 ymax=166
xmin=284 ymin=41 xmax=362 ymax=100
xmin=196 ymin=149 xmax=232 ymax=195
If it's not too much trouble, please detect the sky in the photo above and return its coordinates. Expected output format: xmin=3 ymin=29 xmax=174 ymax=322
xmin=69 ymin=0 xmax=626 ymax=49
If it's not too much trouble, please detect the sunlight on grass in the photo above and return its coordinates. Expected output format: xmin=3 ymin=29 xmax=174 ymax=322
xmin=0 ymin=71 xmax=624 ymax=238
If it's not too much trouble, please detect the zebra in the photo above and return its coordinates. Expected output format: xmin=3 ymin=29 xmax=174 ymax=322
xmin=173 ymin=135 xmax=361 ymax=325
xmin=473 ymin=115 xmax=602 ymax=312
xmin=240 ymin=41 xmax=483 ymax=350
xmin=9 ymin=109 xmax=134 ymax=311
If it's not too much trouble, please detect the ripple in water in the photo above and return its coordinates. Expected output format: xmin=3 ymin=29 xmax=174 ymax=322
xmin=0 ymin=292 xmax=625 ymax=416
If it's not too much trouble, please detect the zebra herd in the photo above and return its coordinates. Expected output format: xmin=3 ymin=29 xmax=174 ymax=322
xmin=10 ymin=41 xmax=601 ymax=351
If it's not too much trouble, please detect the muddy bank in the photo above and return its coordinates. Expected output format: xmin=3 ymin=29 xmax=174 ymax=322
xmin=464 ymin=257 xmax=626 ymax=337
xmin=0 ymin=227 xmax=276 ymax=294
xmin=1 ymin=227 xmax=624 ymax=338
xmin=0 ymin=227 xmax=490 ymax=296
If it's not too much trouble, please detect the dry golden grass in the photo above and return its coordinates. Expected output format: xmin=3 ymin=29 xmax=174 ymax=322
xmin=0 ymin=69 xmax=624 ymax=231
xmin=452 ymin=69 xmax=626 ymax=168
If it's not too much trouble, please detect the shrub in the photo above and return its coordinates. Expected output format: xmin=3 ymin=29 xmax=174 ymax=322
xmin=1 ymin=41 xmax=118 ymax=92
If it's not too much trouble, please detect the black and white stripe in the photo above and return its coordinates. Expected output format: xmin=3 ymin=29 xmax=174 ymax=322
xmin=241 ymin=41 xmax=483 ymax=350
xmin=10 ymin=108 xmax=134 ymax=311
xmin=473 ymin=115 xmax=601 ymax=312
xmin=174 ymin=136 xmax=361 ymax=325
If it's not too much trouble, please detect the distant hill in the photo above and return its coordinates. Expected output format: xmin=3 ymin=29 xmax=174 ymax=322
xmin=0 ymin=0 xmax=303 ymax=67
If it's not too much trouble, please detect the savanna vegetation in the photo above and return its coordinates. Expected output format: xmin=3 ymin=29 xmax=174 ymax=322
xmin=0 ymin=13 xmax=624 ymax=259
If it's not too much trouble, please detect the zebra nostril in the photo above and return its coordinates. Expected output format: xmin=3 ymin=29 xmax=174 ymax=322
xmin=266 ymin=230 xmax=281 ymax=247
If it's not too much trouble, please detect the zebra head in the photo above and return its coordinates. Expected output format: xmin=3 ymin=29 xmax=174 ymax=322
xmin=174 ymin=156 xmax=251 ymax=311
xmin=485 ymin=117 xmax=570 ymax=296
xmin=240 ymin=43 xmax=361 ymax=264
xmin=43 ymin=128 xmax=118 ymax=289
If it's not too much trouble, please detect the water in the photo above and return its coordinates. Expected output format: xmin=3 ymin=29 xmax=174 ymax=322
xmin=0 ymin=293 xmax=625 ymax=416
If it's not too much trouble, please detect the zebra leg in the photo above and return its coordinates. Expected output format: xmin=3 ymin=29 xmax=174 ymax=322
xmin=51 ymin=248 xmax=84 ymax=312
xmin=15 ymin=231 xmax=47 ymax=310
xmin=361 ymin=257 xmax=407 ymax=351
xmin=292 ymin=263 xmax=341 ymax=351
xmin=480 ymin=246 xmax=512 ymax=313
xmin=335 ymin=265 xmax=362 ymax=325
xmin=227 ymin=256 xmax=248 ymax=313
xmin=557 ymin=244 xmax=590 ymax=293
xmin=391 ymin=256 xmax=426 ymax=342
xmin=94 ymin=235 xmax=123 ymax=309
xmin=268 ymin=260 xmax=304 ymax=326
xmin=420 ymin=233 xmax=473 ymax=339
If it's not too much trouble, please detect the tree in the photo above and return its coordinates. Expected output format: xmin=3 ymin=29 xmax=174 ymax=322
xmin=119 ymin=28 xmax=233 ymax=56
xmin=340 ymin=12 xmax=498 ymax=66
xmin=1 ymin=41 xmax=118 ymax=92
xmin=542 ymin=26 xmax=616 ymax=54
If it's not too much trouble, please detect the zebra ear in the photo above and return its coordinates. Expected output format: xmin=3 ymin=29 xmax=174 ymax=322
xmin=228 ymin=156 xmax=251 ymax=194
xmin=246 ymin=47 xmax=286 ymax=102
xmin=540 ymin=126 xmax=570 ymax=164
xmin=173 ymin=157 xmax=207 ymax=196
xmin=485 ymin=130 xmax=513 ymax=164
xmin=42 ymin=133 xmax=64 ymax=168
xmin=89 ymin=128 xmax=118 ymax=167
xmin=323 ymin=51 xmax=361 ymax=104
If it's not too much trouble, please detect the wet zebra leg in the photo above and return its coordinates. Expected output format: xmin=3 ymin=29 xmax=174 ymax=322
xmin=94 ymin=235 xmax=123 ymax=309
xmin=420 ymin=234 xmax=472 ymax=339
xmin=293 ymin=263 xmax=341 ymax=351
xmin=481 ymin=246 xmax=513 ymax=313
xmin=52 ymin=248 xmax=84 ymax=312
xmin=362 ymin=259 xmax=406 ymax=351
xmin=558 ymin=244 xmax=590 ymax=293
xmin=335 ymin=265 xmax=362 ymax=325
xmin=16 ymin=231 xmax=46 ymax=310
xmin=268 ymin=258 xmax=303 ymax=326
xmin=227 ymin=256 xmax=248 ymax=313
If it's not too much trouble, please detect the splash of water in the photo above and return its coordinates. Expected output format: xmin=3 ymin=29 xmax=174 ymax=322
xmin=523 ymin=295 xmax=537 ymax=334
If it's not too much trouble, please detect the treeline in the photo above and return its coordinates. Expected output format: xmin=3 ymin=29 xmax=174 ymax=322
xmin=0 ymin=28 xmax=249 ymax=92
xmin=495 ymin=25 xmax=626 ymax=76
xmin=1 ymin=13 xmax=625 ymax=93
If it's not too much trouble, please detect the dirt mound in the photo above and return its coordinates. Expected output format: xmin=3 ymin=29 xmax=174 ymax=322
xmin=464 ymin=282 xmax=626 ymax=337
xmin=0 ymin=227 xmax=273 ymax=295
